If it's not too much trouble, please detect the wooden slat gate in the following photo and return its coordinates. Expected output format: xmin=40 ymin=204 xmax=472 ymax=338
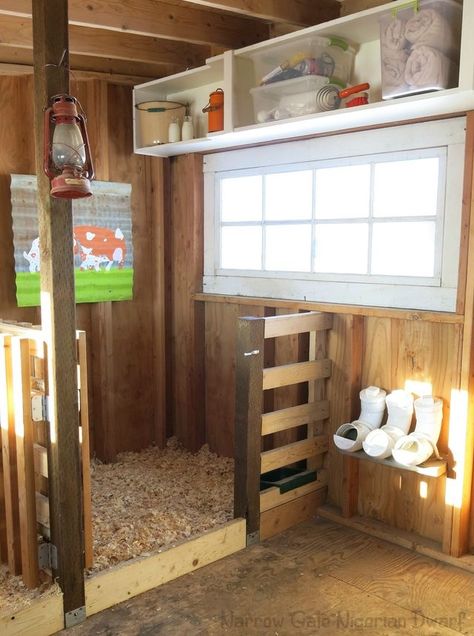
xmin=234 ymin=311 xmax=332 ymax=543
xmin=0 ymin=320 xmax=92 ymax=588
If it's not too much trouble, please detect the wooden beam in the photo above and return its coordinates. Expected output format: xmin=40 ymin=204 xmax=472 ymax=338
xmin=262 ymin=359 xmax=332 ymax=390
xmin=181 ymin=0 xmax=341 ymax=25
xmin=264 ymin=311 xmax=333 ymax=339
xmin=446 ymin=111 xmax=474 ymax=557
xmin=260 ymin=435 xmax=328 ymax=473
xmin=0 ymin=15 xmax=210 ymax=69
xmin=85 ymin=519 xmax=246 ymax=617
xmin=261 ymin=401 xmax=330 ymax=436
xmin=0 ymin=0 xmax=268 ymax=49
xmin=234 ymin=317 xmax=265 ymax=542
xmin=0 ymin=47 xmax=173 ymax=83
xmin=32 ymin=0 xmax=85 ymax=621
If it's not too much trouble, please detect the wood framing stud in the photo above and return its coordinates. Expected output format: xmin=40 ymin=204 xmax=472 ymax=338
xmin=32 ymin=0 xmax=85 ymax=618
xmin=234 ymin=317 xmax=265 ymax=540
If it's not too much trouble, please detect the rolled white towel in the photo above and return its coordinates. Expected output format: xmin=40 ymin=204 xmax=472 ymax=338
xmin=381 ymin=18 xmax=407 ymax=51
xmin=405 ymin=9 xmax=455 ymax=55
xmin=382 ymin=49 xmax=409 ymax=89
xmin=405 ymin=45 xmax=451 ymax=89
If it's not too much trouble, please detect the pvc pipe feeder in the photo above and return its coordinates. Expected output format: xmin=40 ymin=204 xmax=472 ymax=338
xmin=392 ymin=396 xmax=443 ymax=466
xmin=333 ymin=386 xmax=386 ymax=452
xmin=363 ymin=389 xmax=414 ymax=459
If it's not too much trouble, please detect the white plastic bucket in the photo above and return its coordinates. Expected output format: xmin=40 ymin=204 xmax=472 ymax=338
xmin=136 ymin=101 xmax=186 ymax=146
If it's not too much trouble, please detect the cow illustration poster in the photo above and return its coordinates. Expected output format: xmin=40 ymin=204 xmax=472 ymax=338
xmin=11 ymin=174 xmax=133 ymax=307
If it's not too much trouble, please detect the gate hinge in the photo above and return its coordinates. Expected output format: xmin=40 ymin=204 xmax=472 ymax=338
xmin=38 ymin=542 xmax=57 ymax=570
xmin=31 ymin=395 xmax=50 ymax=422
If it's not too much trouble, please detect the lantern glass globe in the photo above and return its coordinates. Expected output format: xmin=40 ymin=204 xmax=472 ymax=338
xmin=52 ymin=122 xmax=86 ymax=170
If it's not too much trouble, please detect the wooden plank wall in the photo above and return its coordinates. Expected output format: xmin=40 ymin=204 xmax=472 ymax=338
xmin=0 ymin=76 xmax=166 ymax=459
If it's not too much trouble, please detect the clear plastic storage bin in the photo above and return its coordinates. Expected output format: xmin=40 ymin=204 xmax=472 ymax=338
xmin=246 ymin=35 xmax=356 ymax=87
xmin=380 ymin=0 xmax=462 ymax=99
xmin=250 ymin=75 xmax=345 ymax=123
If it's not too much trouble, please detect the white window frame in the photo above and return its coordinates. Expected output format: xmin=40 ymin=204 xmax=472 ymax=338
xmin=203 ymin=118 xmax=466 ymax=312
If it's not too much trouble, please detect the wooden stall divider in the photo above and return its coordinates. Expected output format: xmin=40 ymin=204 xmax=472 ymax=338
xmin=0 ymin=321 xmax=93 ymax=586
xmin=234 ymin=311 xmax=332 ymax=543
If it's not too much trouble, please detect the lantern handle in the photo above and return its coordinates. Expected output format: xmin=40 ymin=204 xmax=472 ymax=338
xmin=43 ymin=106 xmax=55 ymax=179
xmin=78 ymin=114 xmax=95 ymax=181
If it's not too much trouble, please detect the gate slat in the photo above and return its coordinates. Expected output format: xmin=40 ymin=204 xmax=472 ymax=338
xmin=12 ymin=337 xmax=39 ymax=589
xmin=0 ymin=334 xmax=22 ymax=574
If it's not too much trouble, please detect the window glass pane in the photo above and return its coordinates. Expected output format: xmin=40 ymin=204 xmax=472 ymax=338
xmin=265 ymin=225 xmax=311 ymax=272
xmin=314 ymin=223 xmax=368 ymax=274
xmin=264 ymin=171 xmax=312 ymax=221
xmin=220 ymin=226 xmax=262 ymax=269
xmin=221 ymin=176 xmax=262 ymax=222
xmin=373 ymin=158 xmax=439 ymax=217
xmin=371 ymin=221 xmax=436 ymax=277
xmin=315 ymin=165 xmax=370 ymax=219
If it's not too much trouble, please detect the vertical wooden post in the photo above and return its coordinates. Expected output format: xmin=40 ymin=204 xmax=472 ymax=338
xmin=341 ymin=315 xmax=364 ymax=519
xmin=11 ymin=338 xmax=39 ymax=589
xmin=0 ymin=335 xmax=22 ymax=574
xmin=234 ymin=317 xmax=264 ymax=543
xmin=78 ymin=333 xmax=93 ymax=569
xmin=32 ymin=0 xmax=85 ymax=623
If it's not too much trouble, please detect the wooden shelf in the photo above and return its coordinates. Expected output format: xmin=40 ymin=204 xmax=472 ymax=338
xmin=336 ymin=448 xmax=447 ymax=477
xmin=133 ymin=0 xmax=474 ymax=158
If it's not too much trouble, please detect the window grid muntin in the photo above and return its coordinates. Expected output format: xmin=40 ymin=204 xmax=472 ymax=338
xmin=217 ymin=147 xmax=445 ymax=281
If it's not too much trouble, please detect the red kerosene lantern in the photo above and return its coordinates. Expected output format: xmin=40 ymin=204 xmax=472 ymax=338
xmin=44 ymin=94 xmax=94 ymax=199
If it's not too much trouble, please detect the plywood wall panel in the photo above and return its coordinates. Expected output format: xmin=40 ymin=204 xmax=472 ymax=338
xmin=205 ymin=302 xmax=264 ymax=457
xmin=326 ymin=313 xmax=362 ymax=509
xmin=0 ymin=76 xmax=39 ymax=325
xmin=169 ymin=154 xmax=205 ymax=452
xmin=357 ymin=317 xmax=462 ymax=543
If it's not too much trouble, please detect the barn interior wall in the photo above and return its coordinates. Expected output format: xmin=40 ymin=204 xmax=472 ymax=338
xmin=0 ymin=75 xmax=166 ymax=460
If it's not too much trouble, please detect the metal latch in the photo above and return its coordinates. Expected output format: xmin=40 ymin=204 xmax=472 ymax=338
xmin=38 ymin=542 xmax=57 ymax=570
xmin=31 ymin=395 xmax=50 ymax=422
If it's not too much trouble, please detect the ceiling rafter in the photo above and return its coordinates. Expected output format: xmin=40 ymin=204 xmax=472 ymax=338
xmin=0 ymin=0 xmax=269 ymax=49
xmin=0 ymin=48 xmax=171 ymax=82
xmin=178 ymin=0 xmax=341 ymax=26
xmin=0 ymin=15 xmax=210 ymax=69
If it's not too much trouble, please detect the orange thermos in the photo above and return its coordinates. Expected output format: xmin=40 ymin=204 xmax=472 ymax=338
xmin=202 ymin=88 xmax=224 ymax=133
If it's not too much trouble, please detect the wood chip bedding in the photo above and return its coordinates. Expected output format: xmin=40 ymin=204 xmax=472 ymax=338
xmin=0 ymin=438 xmax=234 ymax=611
xmin=0 ymin=569 xmax=60 ymax=613
xmin=90 ymin=437 xmax=234 ymax=571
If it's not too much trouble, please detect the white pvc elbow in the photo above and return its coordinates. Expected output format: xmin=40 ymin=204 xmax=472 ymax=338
xmin=363 ymin=390 xmax=414 ymax=459
xmin=333 ymin=386 xmax=386 ymax=452
xmin=392 ymin=396 xmax=443 ymax=466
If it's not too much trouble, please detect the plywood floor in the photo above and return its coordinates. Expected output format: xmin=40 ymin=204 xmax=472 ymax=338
xmin=66 ymin=518 xmax=474 ymax=635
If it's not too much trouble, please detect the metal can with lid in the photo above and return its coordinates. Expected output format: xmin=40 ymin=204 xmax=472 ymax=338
xmin=202 ymin=88 xmax=224 ymax=133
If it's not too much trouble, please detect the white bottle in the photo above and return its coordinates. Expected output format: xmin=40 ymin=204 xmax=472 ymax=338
xmin=168 ymin=118 xmax=180 ymax=143
xmin=181 ymin=115 xmax=194 ymax=141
